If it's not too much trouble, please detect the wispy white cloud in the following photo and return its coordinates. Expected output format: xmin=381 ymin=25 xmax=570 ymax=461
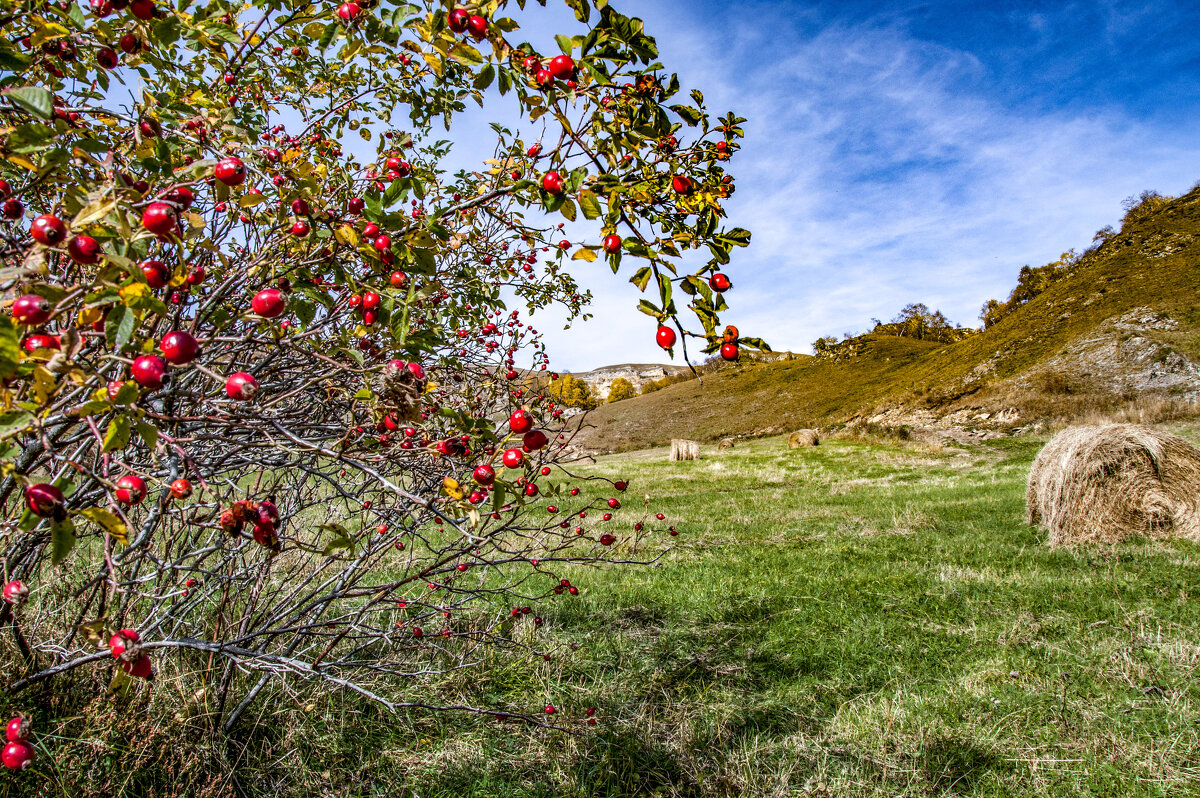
xmin=534 ymin=1 xmax=1199 ymax=371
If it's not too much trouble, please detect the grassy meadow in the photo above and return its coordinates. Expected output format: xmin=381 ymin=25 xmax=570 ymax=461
xmin=11 ymin=429 xmax=1200 ymax=797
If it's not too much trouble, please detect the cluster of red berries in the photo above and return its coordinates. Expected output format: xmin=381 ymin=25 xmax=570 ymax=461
xmin=2 ymin=717 xmax=34 ymax=770
xmin=220 ymin=498 xmax=282 ymax=550
xmin=110 ymin=628 xmax=153 ymax=679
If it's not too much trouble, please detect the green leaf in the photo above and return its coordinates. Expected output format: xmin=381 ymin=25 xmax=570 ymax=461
xmin=448 ymin=43 xmax=484 ymax=65
xmin=0 ymin=315 xmax=20 ymax=379
xmin=4 ymin=86 xmax=53 ymax=120
xmin=473 ymin=63 xmax=495 ymax=91
xmin=637 ymin=299 xmax=661 ymax=318
xmin=0 ymin=410 xmax=32 ymax=440
xmin=50 ymin=517 xmax=77 ymax=565
xmin=560 ymin=198 xmax=577 ymax=222
xmin=105 ymin=304 xmax=136 ymax=353
xmin=721 ymin=227 xmax=752 ymax=246
xmin=320 ymin=522 xmax=356 ymax=557
xmin=578 ymin=190 xmax=603 ymax=220
xmin=630 ymin=266 xmax=652 ymax=291
xmin=103 ymin=415 xmax=131 ymax=453
xmin=79 ymin=507 xmax=128 ymax=545
xmin=136 ymin=422 xmax=158 ymax=451
xmin=555 ymin=34 xmax=574 ymax=54
xmin=669 ymin=104 xmax=702 ymax=126
xmin=0 ymin=44 xmax=30 ymax=72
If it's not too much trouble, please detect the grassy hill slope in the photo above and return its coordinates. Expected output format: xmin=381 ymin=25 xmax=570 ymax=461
xmin=578 ymin=187 xmax=1200 ymax=451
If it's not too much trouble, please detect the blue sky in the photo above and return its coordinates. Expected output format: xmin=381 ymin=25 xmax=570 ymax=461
xmin=528 ymin=0 xmax=1200 ymax=371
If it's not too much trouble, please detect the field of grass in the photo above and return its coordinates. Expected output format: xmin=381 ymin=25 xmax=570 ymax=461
xmin=11 ymin=429 xmax=1200 ymax=797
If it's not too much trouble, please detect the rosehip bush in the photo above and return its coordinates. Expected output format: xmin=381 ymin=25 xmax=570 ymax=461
xmin=0 ymin=0 xmax=759 ymax=736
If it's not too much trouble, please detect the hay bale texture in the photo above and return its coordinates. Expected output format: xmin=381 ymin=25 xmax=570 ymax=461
xmin=1027 ymin=424 xmax=1200 ymax=545
xmin=718 ymin=438 xmax=736 ymax=450
xmin=670 ymin=439 xmax=700 ymax=461
xmin=788 ymin=429 xmax=820 ymax=449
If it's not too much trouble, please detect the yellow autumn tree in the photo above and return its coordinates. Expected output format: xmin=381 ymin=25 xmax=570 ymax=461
xmin=607 ymin=378 xmax=637 ymax=403
xmin=549 ymin=374 xmax=597 ymax=410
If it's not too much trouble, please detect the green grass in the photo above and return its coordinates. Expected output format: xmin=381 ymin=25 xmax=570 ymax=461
xmin=12 ymin=430 xmax=1200 ymax=797
xmin=580 ymin=187 xmax=1200 ymax=451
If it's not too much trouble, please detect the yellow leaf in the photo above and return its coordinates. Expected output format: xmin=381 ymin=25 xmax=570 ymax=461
xmin=572 ymin=248 xmax=598 ymax=262
xmin=423 ymin=381 xmax=438 ymax=394
xmin=79 ymin=507 xmax=128 ymax=545
xmin=73 ymin=200 xmax=116 ymax=227
xmin=334 ymin=224 xmax=359 ymax=247
xmin=78 ymin=307 xmax=104 ymax=327
xmin=5 ymin=155 xmax=36 ymax=172
xmin=119 ymin=283 xmax=150 ymax=303
xmin=30 ymin=365 xmax=56 ymax=404
xmin=443 ymin=477 xmax=463 ymax=500
xmin=30 ymin=21 xmax=69 ymax=47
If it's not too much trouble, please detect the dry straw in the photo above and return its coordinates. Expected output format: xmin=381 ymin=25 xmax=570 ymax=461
xmin=1027 ymin=424 xmax=1200 ymax=545
xmin=788 ymin=429 xmax=820 ymax=448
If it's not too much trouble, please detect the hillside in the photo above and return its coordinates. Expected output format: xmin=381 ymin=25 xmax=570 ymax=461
xmin=576 ymin=187 xmax=1200 ymax=451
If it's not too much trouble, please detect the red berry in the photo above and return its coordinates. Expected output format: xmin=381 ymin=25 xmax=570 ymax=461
xmin=5 ymin=717 xmax=30 ymax=743
xmin=509 ymin=410 xmax=533 ymax=433
xmin=24 ymin=483 xmax=64 ymax=518
xmin=336 ymin=2 xmax=359 ymax=19
xmin=169 ymin=478 xmax=192 ymax=499
xmin=547 ymin=55 xmax=575 ymax=80
xmin=502 ymin=448 xmax=524 ymax=468
xmin=447 ymin=8 xmax=468 ymax=32
xmin=361 ymin=292 xmax=381 ymax=310
xmin=109 ymin=628 xmax=140 ymax=659
xmin=11 ymin=294 xmax=51 ymax=325
xmin=544 ymin=704 xmax=556 ymax=715
xmin=160 ymin=330 xmax=199 ymax=364
xmin=602 ymin=234 xmax=622 ymax=254
xmin=115 ymin=475 xmax=147 ymax=504
xmin=522 ymin=430 xmax=548 ymax=451
xmin=141 ymin=259 xmax=169 ymax=288
xmin=473 ymin=464 xmax=496 ymax=486
xmin=466 ymin=14 xmax=488 ymax=39
xmin=672 ymin=175 xmax=693 ymax=194
xmin=708 ymin=273 xmax=731 ymax=292
xmin=2 ymin=581 xmax=28 ymax=606
xmin=656 ymin=325 xmax=676 ymax=349
xmin=225 ymin=372 xmax=259 ymax=400
xmin=122 ymin=653 xmax=153 ymax=678
xmin=214 ymin=157 xmax=246 ymax=186
xmin=251 ymin=288 xmax=286 ymax=318
xmin=721 ymin=342 xmax=739 ymax=361
xmin=291 ymin=220 xmax=310 ymax=237
xmin=131 ymin=355 xmax=166 ymax=389
xmin=141 ymin=202 xmax=179 ymax=238
xmin=541 ymin=171 xmax=564 ymax=195
xmin=30 ymin=214 xmax=67 ymax=246
xmin=1 ymin=740 xmax=34 ymax=770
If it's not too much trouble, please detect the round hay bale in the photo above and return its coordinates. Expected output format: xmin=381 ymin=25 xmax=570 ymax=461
xmin=1027 ymin=424 xmax=1200 ymax=545
xmin=718 ymin=437 xmax=736 ymax=450
xmin=788 ymin=429 xmax=820 ymax=449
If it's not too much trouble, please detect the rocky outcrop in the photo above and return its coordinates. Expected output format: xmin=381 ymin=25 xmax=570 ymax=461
xmin=1037 ymin=307 xmax=1200 ymax=398
xmin=569 ymin=363 xmax=689 ymax=400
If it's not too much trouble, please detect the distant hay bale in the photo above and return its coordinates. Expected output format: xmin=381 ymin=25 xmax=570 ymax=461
xmin=718 ymin=437 xmax=736 ymax=450
xmin=670 ymin=439 xmax=700 ymax=461
xmin=788 ymin=429 xmax=820 ymax=449
xmin=1027 ymin=424 xmax=1200 ymax=545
